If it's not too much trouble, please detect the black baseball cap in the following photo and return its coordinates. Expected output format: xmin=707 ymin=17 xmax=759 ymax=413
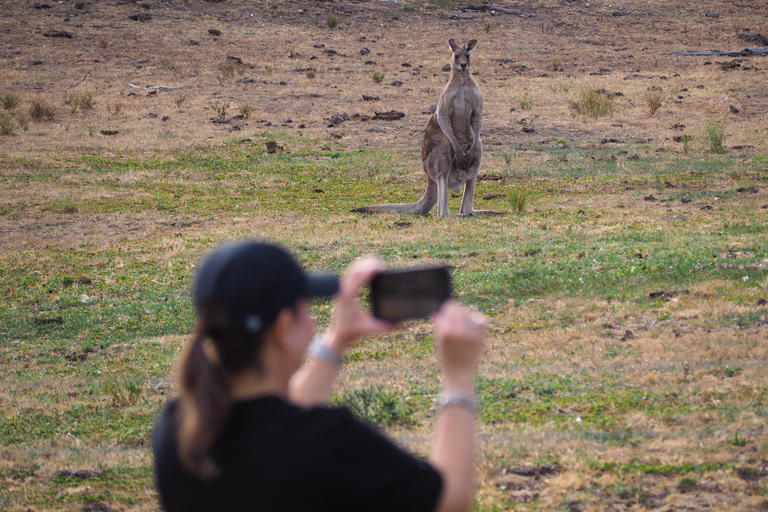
xmin=193 ymin=241 xmax=339 ymax=334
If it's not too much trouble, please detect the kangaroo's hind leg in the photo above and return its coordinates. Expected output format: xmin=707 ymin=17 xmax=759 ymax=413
xmin=459 ymin=143 xmax=499 ymax=216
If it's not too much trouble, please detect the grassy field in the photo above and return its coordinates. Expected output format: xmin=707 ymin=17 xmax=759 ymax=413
xmin=2 ymin=0 xmax=768 ymax=510
xmin=2 ymin=136 xmax=767 ymax=511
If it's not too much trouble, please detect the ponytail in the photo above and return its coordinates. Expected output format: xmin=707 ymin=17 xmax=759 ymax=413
xmin=176 ymin=328 xmax=231 ymax=479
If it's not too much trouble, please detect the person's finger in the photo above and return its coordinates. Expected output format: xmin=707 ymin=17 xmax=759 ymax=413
xmin=339 ymin=256 xmax=383 ymax=298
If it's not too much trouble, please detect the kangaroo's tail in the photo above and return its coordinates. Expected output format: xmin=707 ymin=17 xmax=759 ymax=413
xmin=351 ymin=179 xmax=437 ymax=215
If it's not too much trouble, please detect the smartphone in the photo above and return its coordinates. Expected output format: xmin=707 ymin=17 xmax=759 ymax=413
xmin=370 ymin=266 xmax=451 ymax=322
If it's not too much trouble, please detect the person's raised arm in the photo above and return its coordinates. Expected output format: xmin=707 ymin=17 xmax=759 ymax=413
xmin=289 ymin=256 xmax=394 ymax=407
xmin=429 ymin=301 xmax=486 ymax=512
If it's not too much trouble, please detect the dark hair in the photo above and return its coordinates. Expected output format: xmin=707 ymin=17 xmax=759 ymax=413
xmin=174 ymin=241 xmax=338 ymax=477
xmin=175 ymin=303 xmax=271 ymax=478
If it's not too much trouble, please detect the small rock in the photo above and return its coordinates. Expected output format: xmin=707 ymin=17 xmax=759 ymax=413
xmin=360 ymin=47 xmax=370 ymax=56
xmin=730 ymin=104 xmax=740 ymax=114
xmin=522 ymin=126 xmax=536 ymax=133
xmin=442 ymin=63 xmax=451 ymax=72
xmin=128 ymin=12 xmax=152 ymax=22
xmin=681 ymin=197 xmax=691 ymax=203
xmin=373 ymin=110 xmax=406 ymax=121
xmin=401 ymin=62 xmax=411 ymax=67
xmin=411 ymin=69 xmax=420 ymax=76
xmin=323 ymin=48 xmax=338 ymax=55
xmin=644 ymin=195 xmax=657 ymax=201
xmin=422 ymin=104 xmax=437 ymax=114
xmin=362 ymin=95 xmax=380 ymax=101
xmin=208 ymin=28 xmax=222 ymax=36
xmin=142 ymin=113 xmax=158 ymax=119
xmin=189 ymin=39 xmax=200 ymax=46
xmin=364 ymin=60 xmax=376 ymax=65
xmin=705 ymin=12 xmax=720 ymax=18
xmin=391 ymin=80 xmax=403 ymax=86
xmin=162 ymin=116 xmax=170 ymax=122
xmin=265 ymin=141 xmax=284 ymax=154
xmin=313 ymin=43 xmax=326 ymax=48
xmin=100 ymin=130 xmax=119 ymax=136
xmin=44 ymin=30 xmax=73 ymax=38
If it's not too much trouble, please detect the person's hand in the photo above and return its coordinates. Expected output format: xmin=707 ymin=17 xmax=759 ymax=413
xmin=326 ymin=256 xmax=396 ymax=352
xmin=433 ymin=301 xmax=486 ymax=392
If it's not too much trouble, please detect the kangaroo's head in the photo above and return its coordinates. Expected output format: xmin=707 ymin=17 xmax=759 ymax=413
xmin=449 ymin=39 xmax=477 ymax=74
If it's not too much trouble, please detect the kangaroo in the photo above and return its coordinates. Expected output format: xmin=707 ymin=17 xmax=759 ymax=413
xmin=352 ymin=39 xmax=494 ymax=218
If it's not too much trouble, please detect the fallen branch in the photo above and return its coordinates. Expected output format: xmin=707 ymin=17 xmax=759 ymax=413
xmin=671 ymin=47 xmax=768 ymax=57
xmin=459 ymin=5 xmax=534 ymax=17
xmin=128 ymin=83 xmax=184 ymax=91
xmin=64 ymin=69 xmax=91 ymax=91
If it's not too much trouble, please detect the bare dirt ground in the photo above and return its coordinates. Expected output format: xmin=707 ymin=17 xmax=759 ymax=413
xmin=1 ymin=0 xmax=766 ymax=158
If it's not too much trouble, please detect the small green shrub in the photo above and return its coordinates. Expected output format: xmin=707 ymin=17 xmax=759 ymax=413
xmin=728 ymin=431 xmax=747 ymax=447
xmin=702 ymin=119 xmax=727 ymax=154
xmin=484 ymin=21 xmax=493 ymax=34
xmin=1 ymin=93 xmax=20 ymax=111
xmin=508 ymin=187 xmax=528 ymax=213
xmin=371 ymin=72 xmax=386 ymax=84
xmin=519 ymin=94 xmax=533 ymax=110
xmin=175 ymin=94 xmax=187 ymax=110
xmin=306 ymin=70 xmax=316 ymax=80
xmin=209 ymin=101 xmax=227 ymax=119
xmin=326 ymin=14 xmax=338 ymax=29
xmin=140 ymin=0 xmax=153 ymax=9
xmin=402 ymin=3 xmax=416 ymax=11
xmin=0 ymin=114 xmax=15 ymax=135
xmin=571 ymin=87 xmax=615 ymax=118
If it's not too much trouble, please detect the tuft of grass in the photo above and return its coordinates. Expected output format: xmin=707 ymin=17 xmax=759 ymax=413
xmin=107 ymin=100 xmax=122 ymax=117
xmin=238 ymin=104 xmax=253 ymax=119
xmin=402 ymin=2 xmax=416 ymax=11
xmin=216 ymin=60 xmax=247 ymax=85
xmin=104 ymin=380 xmax=143 ymax=408
xmin=209 ymin=101 xmax=228 ymax=119
xmin=728 ymin=431 xmax=748 ymax=447
xmin=333 ymin=385 xmax=413 ymax=427
xmin=519 ymin=94 xmax=533 ymax=110
xmin=326 ymin=14 xmax=338 ymax=29
xmin=678 ymin=476 xmax=697 ymax=492
xmin=508 ymin=187 xmax=528 ymax=213
xmin=1 ymin=93 xmax=20 ymax=111
xmin=571 ymin=87 xmax=615 ymax=118
xmin=0 ymin=114 xmax=15 ymax=135
xmin=484 ymin=21 xmax=493 ymax=34
xmin=140 ymin=0 xmax=153 ymax=8
xmin=306 ymin=69 xmax=316 ymax=80
xmin=644 ymin=88 xmax=663 ymax=115
xmin=64 ymin=89 xmax=95 ymax=113
xmin=371 ymin=71 xmax=386 ymax=84
xmin=175 ymin=94 xmax=188 ymax=110
xmin=702 ymin=119 xmax=727 ymax=154
xmin=16 ymin=113 xmax=29 ymax=132
xmin=29 ymin=99 xmax=55 ymax=121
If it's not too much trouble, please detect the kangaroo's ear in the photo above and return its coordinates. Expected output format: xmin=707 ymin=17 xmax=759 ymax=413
xmin=465 ymin=40 xmax=477 ymax=52
xmin=448 ymin=38 xmax=460 ymax=52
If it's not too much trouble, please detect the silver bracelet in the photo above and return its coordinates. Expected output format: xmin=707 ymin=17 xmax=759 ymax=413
xmin=438 ymin=392 xmax=478 ymax=414
xmin=307 ymin=334 xmax=344 ymax=365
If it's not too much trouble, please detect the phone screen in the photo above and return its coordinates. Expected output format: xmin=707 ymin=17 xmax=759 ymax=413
xmin=370 ymin=266 xmax=451 ymax=322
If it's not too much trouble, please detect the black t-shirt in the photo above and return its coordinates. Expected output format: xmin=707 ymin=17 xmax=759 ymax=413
xmin=153 ymin=396 xmax=443 ymax=512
